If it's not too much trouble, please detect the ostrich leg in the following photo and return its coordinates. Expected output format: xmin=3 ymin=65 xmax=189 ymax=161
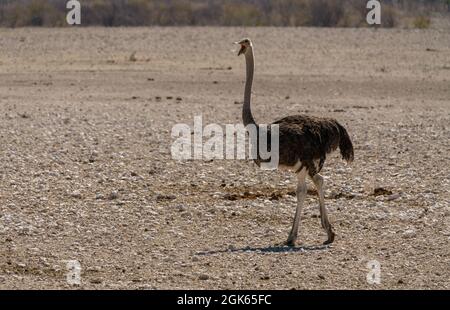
xmin=312 ymin=174 xmax=335 ymax=245
xmin=286 ymin=168 xmax=307 ymax=246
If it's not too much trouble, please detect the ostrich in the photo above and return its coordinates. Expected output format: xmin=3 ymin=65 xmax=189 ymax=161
xmin=236 ymin=38 xmax=354 ymax=246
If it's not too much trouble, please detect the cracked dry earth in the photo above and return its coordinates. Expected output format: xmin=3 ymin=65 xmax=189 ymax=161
xmin=0 ymin=27 xmax=449 ymax=289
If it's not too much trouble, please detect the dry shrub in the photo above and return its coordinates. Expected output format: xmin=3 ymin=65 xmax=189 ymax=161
xmin=221 ymin=2 xmax=263 ymax=26
xmin=1 ymin=0 xmax=62 ymax=27
xmin=413 ymin=15 xmax=431 ymax=29
xmin=336 ymin=1 xmax=367 ymax=27
xmin=307 ymin=0 xmax=345 ymax=27
xmin=381 ymin=5 xmax=398 ymax=28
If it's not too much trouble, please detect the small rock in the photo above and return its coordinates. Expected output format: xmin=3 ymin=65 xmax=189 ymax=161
xmin=402 ymin=229 xmax=416 ymax=239
xmin=129 ymin=52 xmax=137 ymax=62
xmin=18 ymin=112 xmax=31 ymax=119
xmin=373 ymin=187 xmax=393 ymax=196
xmin=156 ymin=194 xmax=176 ymax=201
xmin=71 ymin=191 xmax=82 ymax=199
xmin=87 ymin=266 xmax=102 ymax=272
xmin=147 ymin=210 xmax=158 ymax=216
xmin=108 ymin=191 xmax=119 ymax=200
xmin=176 ymin=205 xmax=187 ymax=212
xmin=199 ymin=274 xmax=209 ymax=280
xmin=386 ymin=193 xmax=401 ymax=201
xmin=224 ymin=193 xmax=238 ymax=201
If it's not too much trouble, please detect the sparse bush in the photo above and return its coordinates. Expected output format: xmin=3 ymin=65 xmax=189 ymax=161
xmin=221 ymin=2 xmax=263 ymax=26
xmin=413 ymin=15 xmax=431 ymax=29
xmin=1 ymin=0 xmax=62 ymax=27
xmin=308 ymin=0 xmax=345 ymax=27
xmin=381 ymin=5 xmax=398 ymax=28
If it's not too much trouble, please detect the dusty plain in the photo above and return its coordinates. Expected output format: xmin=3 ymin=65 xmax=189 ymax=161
xmin=0 ymin=27 xmax=449 ymax=289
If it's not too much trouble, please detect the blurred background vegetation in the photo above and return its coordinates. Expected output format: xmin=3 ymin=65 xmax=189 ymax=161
xmin=0 ymin=0 xmax=448 ymax=28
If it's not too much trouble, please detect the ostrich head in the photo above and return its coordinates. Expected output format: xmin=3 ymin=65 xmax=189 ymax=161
xmin=235 ymin=38 xmax=252 ymax=56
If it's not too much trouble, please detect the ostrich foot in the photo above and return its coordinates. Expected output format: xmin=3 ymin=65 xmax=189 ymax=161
xmin=323 ymin=230 xmax=335 ymax=245
xmin=273 ymin=239 xmax=297 ymax=247
xmin=284 ymin=237 xmax=297 ymax=247
xmin=285 ymin=240 xmax=296 ymax=247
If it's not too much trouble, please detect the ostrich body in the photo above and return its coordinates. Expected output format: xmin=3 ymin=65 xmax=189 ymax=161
xmin=236 ymin=38 xmax=354 ymax=246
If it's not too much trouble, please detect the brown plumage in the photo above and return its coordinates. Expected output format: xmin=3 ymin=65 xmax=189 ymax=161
xmin=272 ymin=115 xmax=354 ymax=177
xmin=236 ymin=38 xmax=354 ymax=246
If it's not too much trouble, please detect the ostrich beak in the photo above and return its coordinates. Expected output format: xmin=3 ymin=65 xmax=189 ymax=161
xmin=237 ymin=44 xmax=246 ymax=56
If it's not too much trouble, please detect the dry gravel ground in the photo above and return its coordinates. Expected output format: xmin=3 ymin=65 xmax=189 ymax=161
xmin=0 ymin=27 xmax=449 ymax=290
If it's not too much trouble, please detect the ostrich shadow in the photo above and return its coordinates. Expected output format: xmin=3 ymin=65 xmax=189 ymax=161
xmin=196 ymin=244 xmax=331 ymax=256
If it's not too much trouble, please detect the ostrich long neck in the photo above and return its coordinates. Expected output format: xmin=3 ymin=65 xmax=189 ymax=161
xmin=243 ymin=48 xmax=256 ymax=127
